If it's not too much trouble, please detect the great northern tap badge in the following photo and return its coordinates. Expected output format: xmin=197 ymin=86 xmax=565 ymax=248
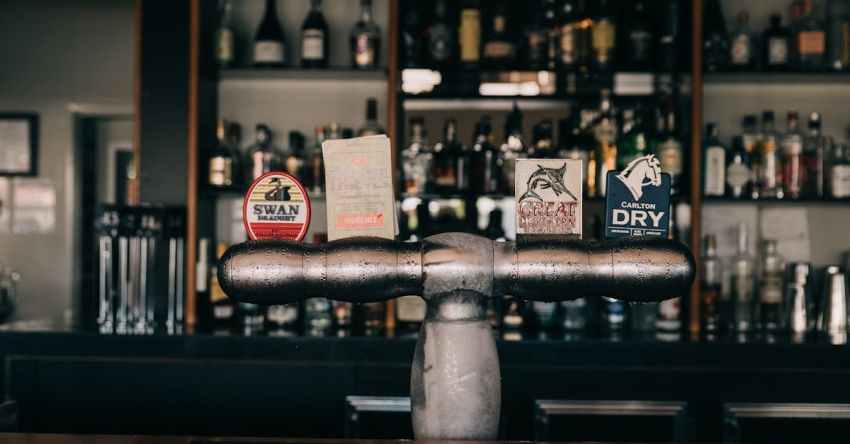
xmin=604 ymin=154 xmax=671 ymax=239
xmin=515 ymin=159 xmax=582 ymax=236
xmin=243 ymin=172 xmax=311 ymax=241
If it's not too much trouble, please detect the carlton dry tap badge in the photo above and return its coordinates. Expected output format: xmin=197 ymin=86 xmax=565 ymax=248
xmin=604 ymin=154 xmax=671 ymax=239
xmin=515 ymin=159 xmax=582 ymax=236
xmin=243 ymin=172 xmax=311 ymax=241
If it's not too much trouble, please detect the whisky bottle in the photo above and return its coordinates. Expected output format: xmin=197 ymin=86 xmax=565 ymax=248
xmin=209 ymin=118 xmax=239 ymax=188
xmin=781 ymin=111 xmax=805 ymax=199
xmin=729 ymin=10 xmax=755 ymax=68
xmin=763 ymin=13 xmax=791 ymax=69
xmin=796 ymin=0 xmax=827 ymax=70
xmin=525 ymin=0 xmax=559 ymax=70
xmin=350 ymin=0 xmax=381 ymax=69
xmin=703 ymin=123 xmax=726 ymax=197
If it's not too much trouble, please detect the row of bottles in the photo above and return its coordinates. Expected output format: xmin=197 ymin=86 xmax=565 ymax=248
xmin=704 ymin=0 xmax=850 ymax=71
xmin=702 ymin=111 xmax=850 ymax=200
xmin=401 ymin=92 xmax=686 ymax=198
xmin=207 ymin=98 xmax=385 ymax=194
xmin=401 ymin=0 xmax=685 ymax=73
xmin=216 ymin=0 xmax=382 ymax=69
xmin=700 ymin=225 xmax=850 ymax=342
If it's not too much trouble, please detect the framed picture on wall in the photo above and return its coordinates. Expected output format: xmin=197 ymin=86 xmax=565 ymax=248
xmin=0 ymin=113 xmax=38 ymax=176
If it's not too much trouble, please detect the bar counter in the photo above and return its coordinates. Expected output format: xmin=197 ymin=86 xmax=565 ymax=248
xmin=2 ymin=323 xmax=850 ymax=441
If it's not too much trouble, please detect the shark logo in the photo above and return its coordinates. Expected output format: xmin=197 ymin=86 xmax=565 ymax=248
xmin=615 ymin=155 xmax=662 ymax=201
xmin=519 ymin=163 xmax=578 ymax=202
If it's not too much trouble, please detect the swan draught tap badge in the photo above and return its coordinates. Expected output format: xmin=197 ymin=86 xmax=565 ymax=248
xmin=243 ymin=172 xmax=311 ymax=241
xmin=515 ymin=159 xmax=582 ymax=236
xmin=604 ymin=155 xmax=671 ymax=239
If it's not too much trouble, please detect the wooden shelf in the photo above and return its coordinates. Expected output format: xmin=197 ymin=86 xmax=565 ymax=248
xmin=704 ymin=70 xmax=850 ymax=84
xmin=703 ymin=196 xmax=850 ymax=205
xmin=219 ymin=67 xmax=387 ymax=81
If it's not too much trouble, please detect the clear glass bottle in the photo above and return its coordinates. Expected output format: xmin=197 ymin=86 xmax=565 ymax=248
xmin=803 ymin=112 xmax=829 ymax=197
xmin=703 ymin=123 xmax=727 ymax=197
xmin=781 ymin=111 xmax=805 ymax=199
xmin=215 ymin=0 xmax=235 ymax=67
xmin=701 ymin=234 xmax=722 ymax=334
xmin=729 ymin=10 xmax=755 ymax=68
xmin=759 ymin=239 xmax=785 ymax=333
xmin=754 ymin=111 xmax=783 ymax=199
xmin=432 ymin=118 xmax=463 ymax=195
xmin=731 ymin=222 xmax=756 ymax=333
xmin=401 ymin=117 xmax=432 ymax=195
xmin=300 ymin=0 xmax=329 ymax=68
xmin=349 ymin=0 xmax=381 ymax=69
xmin=357 ymin=98 xmax=385 ymax=136
xmin=763 ymin=13 xmax=791 ymax=69
xmin=499 ymin=103 xmax=525 ymax=195
xmin=702 ymin=0 xmax=729 ymax=72
xmin=796 ymin=0 xmax=827 ymax=69
xmin=245 ymin=124 xmax=283 ymax=182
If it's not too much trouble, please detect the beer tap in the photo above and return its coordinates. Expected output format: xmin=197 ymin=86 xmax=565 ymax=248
xmin=219 ymin=233 xmax=694 ymax=440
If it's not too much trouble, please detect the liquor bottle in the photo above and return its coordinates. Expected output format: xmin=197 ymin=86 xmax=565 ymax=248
xmin=763 ymin=13 xmax=791 ymax=70
xmin=830 ymin=144 xmax=850 ymax=198
xmin=558 ymin=0 xmax=579 ymax=69
xmin=284 ymin=131 xmax=305 ymax=182
xmin=616 ymin=109 xmax=649 ymax=169
xmin=731 ymin=222 xmax=756 ymax=333
xmin=245 ymin=124 xmax=283 ymax=182
xmin=427 ymin=0 xmax=454 ymax=67
xmin=827 ymin=0 xmax=850 ymax=70
xmin=622 ymin=0 xmax=653 ymax=71
xmin=350 ymin=0 xmax=381 ymax=69
xmin=790 ymin=1 xmax=804 ymax=64
xmin=401 ymin=5 xmax=422 ymax=68
xmin=401 ymin=117 xmax=432 ymax=195
xmin=266 ymin=303 xmax=300 ymax=334
xmin=215 ymin=0 xmax=235 ymax=67
xmin=306 ymin=126 xmax=326 ymax=195
xmin=414 ymin=201 xmax=433 ymax=240
xmin=300 ymin=0 xmax=329 ymax=68
xmin=753 ymin=111 xmax=782 ymax=199
xmin=781 ymin=111 xmax=806 ymax=199
xmin=655 ymin=100 xmax=684 ymax=195
xmin=525 ymin=0 xmax=559 ymax=70
xmin=729 ymin=10 xmax=755 ymax=68
xmin=659 ymin=0 xmax=681 ymax=72
xmin=602 ymin=297 xmax=626 ymax=332
xmin=726 ymin=116 xmax=755 ymax=199
xmin=482 ymin=0 xmax=516 ymax=67
xmin=210 ymin=243 xmax=235 ymax=328
xmin=433 ymin=118 xmax=463 ymax=195
xmin=703 ymin=123 xmax=726 ymax=197
xmin=796 ymin=0 xmax=827 ymax=69
xmin=703 ymin=0 xmax=729 ymax=72
xmin=357 ymin=98 xmax=385 ymax=136
xmin=303 ymin=296 xmax=332 ymax=335
xmin=253 ymin=0 xmax=286 ymax=67
xmin=458 ymin=0 xmax=481 ymax=68
xmin=209 ymin=118 xmax=239 ymax=188
xmin=557 ymin=116 xmax=590 ymax=185
xmin=700 ymin=234 xmax=722 ymax=334
xmin=469 ymin=116 xmax=500 ymax=194
xmin=530 ymin=119 xmax=555 ymax=159
xmin=499 ymin=103 xmax=525 ymax=195
xmin=802 ymin=112 xmax=826 ymax=197
xmin=561 ymin=298 xmax=587 ymax=332
xmin=591 ymin=0 xmax=616 ymax=72
xmin=592 ymin=90 xmax=617 ymax=196
xmin=759 ymin=239 xmax=785 ymax=333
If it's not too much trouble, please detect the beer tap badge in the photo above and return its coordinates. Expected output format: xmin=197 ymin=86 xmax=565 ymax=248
xmin=604 ymin=154 xmax=671 ymax=239
xmin=515 ymin=159 xmax=582 ymax=236
xmin=243 ymin=172 xmax=311 ymax=241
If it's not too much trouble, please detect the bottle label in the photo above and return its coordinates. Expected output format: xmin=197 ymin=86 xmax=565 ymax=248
xmin=216 ymin=28 xmax=234 ymax=63
xmin=760 ymin=273 xmax=783 ymax=303
xmin=396 ymin=295 xmax=426 ymax=322
xmin=659 ymin=140 xmax=683 ymax=176
xmin=730 ymin=34 xmax=750 ymax=64
xmin=459 ymin=9 xmax=481 ymax=62
xmin=560 ymin=24 xmax=576 ymax=64
xmin=798 ymin=31 xmax=826 ymax=55
xmin=354 ymin=35 xmax=376 ymax=67
xmin=483 ymin=41 xmax=514 ymax=59
xmin=704 ymin=146 xmax=726 ymax=196
xmin=726 ymin=161 xmax=751 ymax=189
xmin=209 ymin=156 xmax=232 ymax=186
xmin=301 ymin=29 xmax=324 ymax=60
xmin=767 ymin=37 xmax=788 ymax=64
xmin=831 ymin=165 xmax=850 ymax=198
xmin=254 ymin=40 xmax=285 ymax=63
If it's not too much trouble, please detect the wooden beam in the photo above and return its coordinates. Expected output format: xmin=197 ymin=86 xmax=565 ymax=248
xmin=185 ymin=0 xmax=200 ymax=326
xmin=689 ymin=0 xmax=703 ymax=337
xmin=385 ymin=0 xmax=400 ymax=334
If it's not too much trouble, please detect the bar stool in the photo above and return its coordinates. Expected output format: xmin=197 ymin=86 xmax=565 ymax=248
xmin=534 ymin=399 xmax=691 ymax=443
xmin=723 ymin=402 xmax=850 ymax=443
xmin=344 ymin=396 xmax=411 ymax=439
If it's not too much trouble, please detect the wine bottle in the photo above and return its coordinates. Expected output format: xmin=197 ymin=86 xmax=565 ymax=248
xmin=254 ymin=0 xmax=286 ymax=67
xmin=300 ymin=0 xmax=329 ymax=68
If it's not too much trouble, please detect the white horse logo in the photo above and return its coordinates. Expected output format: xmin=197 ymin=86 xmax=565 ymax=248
xmin=615 ymin=155 xmax=662 ymax=201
